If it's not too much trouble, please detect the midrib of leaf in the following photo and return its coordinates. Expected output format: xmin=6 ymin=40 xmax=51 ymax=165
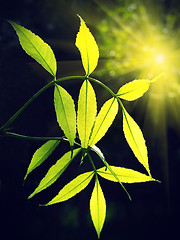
xmin=96 ymin=178 xmax=100 ymax=233
xmin=97 ymin=170 xmax=153 ymax=180
xmin=84 ymin=80 xmax=88 ymax=145
xmin=57 ymin=172 xmax=94 ymax=200
xmin=82 ymin=22 xmax=90 ymax=75
xmin=118 ymin=82 xmax=149 ymax=97
xmin=122 ymin=107 xmax=150 ymax=175
xmin=89 ymin=98 xmax=116 ymax=146
xmin=31 ymin=161 xmax=69 ymax=196
xmin=56 ymin=85 xmax=71 ymax=140
xmin=17 ymin=25 xmax=55 ymax=76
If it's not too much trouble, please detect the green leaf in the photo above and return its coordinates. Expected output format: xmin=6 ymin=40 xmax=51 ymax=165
xmin=75 ymin=16 xmax=99 ymax=76
xmin=45 ymin=171 xmax=94 ymax=205
xmin=97 ymin=166 xmax=156 ymax=183
xmin=90 ymin=176 xmax=106 ymax=238
xmin=89 ymin=97 xmax=118 ymax=147
xmin=54 ymin=84 xmax=76 ymax=147
xmin=117 ymin=79 xmax=150 ymax=101
xmin=24 ymin=140 xmax=60 ymax=181
xmin=9 ymin=21 xmax=57 ymax=77
xmin=77 ymin=80 xmax=97 ymax=148
xmin=121 ymin=103 xmax=151 ymax=175
xmin=28 ymin=148 xmax=81 ymax=199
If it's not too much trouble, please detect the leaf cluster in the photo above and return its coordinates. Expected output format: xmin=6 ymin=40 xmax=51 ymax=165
xmin=0 ymin=16 xmax=161 ymax=238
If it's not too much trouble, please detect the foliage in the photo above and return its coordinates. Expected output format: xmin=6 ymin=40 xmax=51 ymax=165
xmin=0 ymin=16 xmax=160 ymax=238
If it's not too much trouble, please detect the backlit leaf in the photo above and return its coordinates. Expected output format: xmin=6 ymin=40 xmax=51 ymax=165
xmin=89 ymin=98 xmax=118 ymax=147
xmin=9 ymin=21 xmax=57 ymax=76
xmin=24 ymin=140 xmax=60 ymax=181
xmin=77 ymin=80 xmax=97 ymax=148
xmin=97 ymin=166 xmax=156 ymax=183
xmin=122 ymin=103 xmax=151 ymax=175
xmin=75 ymin=16 xmax=99 ymax=76
xmin=117 ymin=79 xmax=150 ymax=101
xmin=54 ymin=84 xmax=76 ymax=147
xmin=28 ymin=148 xmax=81 ymax=199
xmin=45 ymin=171 xmax=94 ymax=205
xmin=90 ymin=176 xmax=106 ymax=239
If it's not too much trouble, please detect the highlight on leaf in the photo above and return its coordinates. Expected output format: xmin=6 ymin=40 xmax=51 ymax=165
xmin=77 ymin=80 xmax=97 ymax=149
xmin=117 ymin=79 xmax=150 ymax=101
xmin=121 ymin=102 xmax=151 ymax=176
xmin=54 ymin=84 xmax=76 ymax=147
xmin=88 ymin=97 xmax=118 ymax=147
xmin=9 ymin=21 xmax=57 ymax=77
xmin=75 ymin=15 xmax=99 ymax=76
xmin=45 ymin=171 xmax=94 ymax=206
xmin=97 ymin=166 xmax=156 ymax=183
xmin=24 ymin=140 xmax=60 ymax=181
xmin=28 ymin=148 xmax=81 ymax=199
xmin=90 ymin=176 xmax=106 ymax=239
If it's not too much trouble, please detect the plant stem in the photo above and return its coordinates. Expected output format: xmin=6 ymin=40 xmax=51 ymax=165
xmin=87 ymin=76 xmax=117 ymax=98
xmin=3 ymin=132 xmax=64 ymax=141
xmin=95 ymin=150 xmax=132 ymax=201
xmin=3 ymin=131 xmax=82 ymax=146
xmin=0 ymin=76 xmax=86 ymax=132
xmin=87 ymin=153 xmax=97 ymax=173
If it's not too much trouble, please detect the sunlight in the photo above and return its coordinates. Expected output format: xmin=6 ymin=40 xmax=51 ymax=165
xmin=95 ymin=0 xmax=180 ymax=131
xmin=156 ymin=55 xmax=164 ymax=64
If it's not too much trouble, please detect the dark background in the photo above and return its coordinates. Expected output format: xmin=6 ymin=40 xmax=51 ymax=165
xmin=0 ymin=0 xmax=180 ymax=239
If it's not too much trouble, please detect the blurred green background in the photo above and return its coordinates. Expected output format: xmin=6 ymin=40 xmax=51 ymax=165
xmin=1 ymin=0 xmax=180 ymax=239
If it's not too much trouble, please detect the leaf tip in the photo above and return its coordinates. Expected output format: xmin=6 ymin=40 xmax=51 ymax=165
xmin=28 ymin=192 xmax=35 ymax=200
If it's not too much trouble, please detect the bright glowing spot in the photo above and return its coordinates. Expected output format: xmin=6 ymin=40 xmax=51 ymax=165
xmin=156 ymin=55 xmax=164 ymax=63
xmin=95 ymin=0 xmax=180 ymax=134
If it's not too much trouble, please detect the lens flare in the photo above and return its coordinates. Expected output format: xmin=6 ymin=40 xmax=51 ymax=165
xmin=95 ymin=0 xmax=180 ymax=130
xmin=93 ymin=0 xmax=180 ymax=192
xmin=156 ymin=55 xmax=164 ymax=63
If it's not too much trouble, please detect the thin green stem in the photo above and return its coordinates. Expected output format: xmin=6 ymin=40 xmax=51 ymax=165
xmin=3 ymin=132 xmax=82 ymax=147
xmin=87 ymin=153 xmax=97 ymax=173
xmin=91 ymin=146 xmax=132 ymax=201
xmin=3 ymin=132 xmax=64 ymax=141
xmin=0 ymin=76 xmax=86 ymax=132
xmin=87 ymin=76 xmax=117 ymax=98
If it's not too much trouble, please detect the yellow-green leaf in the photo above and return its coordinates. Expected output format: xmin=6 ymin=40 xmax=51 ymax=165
xmin=28 ymin=148 xmax=81 ymax=199
xmin=89 ymin=98 xmax=118 ymax=147
xmin=97 ymin=166 xmax=156 ymax=183
xmin=90 ymin=176 xmax=106 ymax=238
xmin=77 ymin=80 xmax=97 ymax=148
xmin=122 ymin=103 xmax=151 ymax=175
xmin=117 ymin=79 xmax=150 ymax=101
xmin=54 ymin=84 xmax=76 ymax=147
xmin=45 ymin=171 xmax=94 ymax=205
xmin=9 ymin=21 xmax=57 ymax=77
xmin=75 ymin=16 xmax=99 ymax=76
xmin=24 ymin=140 xmax=60 ymax=181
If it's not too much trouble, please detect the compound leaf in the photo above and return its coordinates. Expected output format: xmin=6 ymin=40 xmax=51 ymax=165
xmin=97 ymin=166 xmax=156 ymax=183
xmin=45 ymin=171 xmax=94 ymax=205
xmin=75 ymin=16 xmax=99 ymax=76
xmin=9 ymin=21 xmax=57 ymax=77
xmin=89 ymin=97 xmax=118 ymax=147
xmin=77 ymin=80 xmax=97 ymax=148
xmin=90 ymin=176 xmax=106 ymax=239
xmin=122 ymin=103 xmax=151 ymax=175
xmin=54 ymin=84 xmax=76 ymax=147
xmin=28 ymin=148 xmax=81 ymax=199
xmin=24 ymin=140 xmax=60 ymax=181
xmin=117 ymin=79 xmax=150 ymax=101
